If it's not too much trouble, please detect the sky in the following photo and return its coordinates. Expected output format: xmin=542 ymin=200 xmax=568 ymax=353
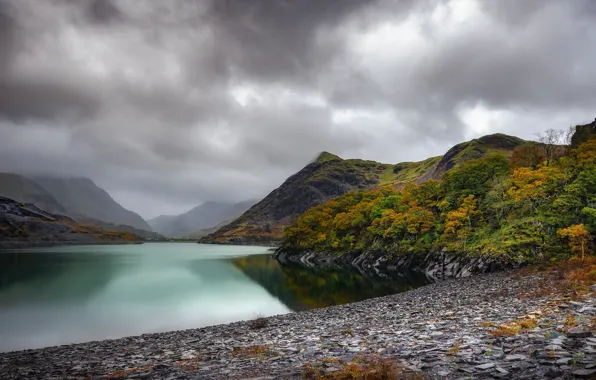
xmin=0 ymin=0 xmax=595 ymax=220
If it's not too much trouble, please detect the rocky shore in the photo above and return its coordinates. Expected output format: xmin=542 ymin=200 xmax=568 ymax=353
xmin=275 ymin=248 xmax=520 ymax=281
xmin=2 ymin=269 xmax=596 ymax=379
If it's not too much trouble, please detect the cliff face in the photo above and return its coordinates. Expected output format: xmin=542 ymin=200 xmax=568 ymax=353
xmin=571 ymin=118 xmax=596 ymax=148
xmin=202 ymin=134 xmax=531 ymax=244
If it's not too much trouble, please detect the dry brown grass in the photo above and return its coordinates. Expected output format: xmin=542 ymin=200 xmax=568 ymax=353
xmin=564 ymin=314 xmax=578 ymax=329
xmin=232 ymin=345 xmax=269 ymax=358
xmin=520 ymin=257 xmax=596 ymax=299
xmin=447 ymin=338 xmax=463 ymax=356
xmin=490 ymin=323 xmax=521 ymax=337
xmin=106 ymin=366 xmax=153 ymax=378
xmin=487 ymin=316 xmax=539 ymax=337
xmin=302 ymin=356 xmax=422 ymax=380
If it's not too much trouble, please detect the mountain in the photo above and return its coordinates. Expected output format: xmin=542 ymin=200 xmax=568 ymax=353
xmin=201 ymin=133 xmax=531 ymax=244
xmin=0 ymin=196 xmax=141 ymax=248
xmin=33 ymin=176 xmax=151 ymax=231
xmin=0 ymin=173 xmax=67 ymax=213
xmin=276 ymin=125 xmax=596 ymax=271
xmin=148 ymin=200 xmax=255 ymax=238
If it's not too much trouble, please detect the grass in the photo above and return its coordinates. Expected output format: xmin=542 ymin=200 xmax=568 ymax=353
xmin=232 ymin=345 xmax=270 ymax=358
xmin=447 ymin=338 xmax=463 ymax=356
xmin=302 ymin=356 xmax=422 ymax=380
xmin=487 ymin=316 xmax=537 ymax=337
xmin=490 ymin=323 xmax=521 ymax=337
xmin=520 ymin=257 xmax=596 ymax=299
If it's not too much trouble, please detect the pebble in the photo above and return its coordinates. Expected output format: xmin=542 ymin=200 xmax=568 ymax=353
xmin=1 ymin=271 xmax=596 ymax=380
xmin=567 ymin=327 xmax=593 ymax=338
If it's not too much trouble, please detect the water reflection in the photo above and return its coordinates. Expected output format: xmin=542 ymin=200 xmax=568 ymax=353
xmin=0 ymin=244 xmax=289 ymax=352
xmin=0 ymin=244 xmax=429 ymax=352
xmin=232 ymin=254 xmax=430 ymax=311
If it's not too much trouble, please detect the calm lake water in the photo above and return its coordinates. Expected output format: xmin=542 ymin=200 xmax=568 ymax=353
xmin=0 ymin=243 xmax=429 ymax=352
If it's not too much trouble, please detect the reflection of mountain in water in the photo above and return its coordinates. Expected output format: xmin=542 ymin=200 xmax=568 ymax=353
xmin=0 ymin=249 xmax=124 ymax=304
xmin=231 ymin=254 xmax=430 ymax=311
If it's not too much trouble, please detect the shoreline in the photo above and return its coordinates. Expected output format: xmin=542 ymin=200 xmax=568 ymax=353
xmin=275 ymin=248 xmax=521 ymax=281
xmin=2 ymin=269 xmax=596 ymax=379
xmin=0 ymin=240 xmax=144 ymax=249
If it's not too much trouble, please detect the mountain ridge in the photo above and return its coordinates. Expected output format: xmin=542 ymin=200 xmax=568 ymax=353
xmin=148 ymin=200 xmax=255 ymax=238
xmin=201 ymin=133 xmax=533 ymax=244
xmin=32 ymin=176 xmax=151 ymax=231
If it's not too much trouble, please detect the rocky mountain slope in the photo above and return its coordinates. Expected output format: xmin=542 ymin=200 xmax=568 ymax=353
xmin=0 ymin=196 xmax=141 ymax=247
xmin=149 ymin=200 xmax=255 ymax=238
xmin=201 ymin=133 xmax=531 ymax=244
xmin=33 ymin=176 xmax=151 ymax=231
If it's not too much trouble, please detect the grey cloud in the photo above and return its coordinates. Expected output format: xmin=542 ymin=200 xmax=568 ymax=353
xmin=0 ymin=0 xmax=594 ymax=219
xmin=0 ymin=1 xmax=17 ymax=72
xmin=0 ymin=76 xmax=99 ymax=121
xmin=87 ymin=0 xmax=122 ymax=24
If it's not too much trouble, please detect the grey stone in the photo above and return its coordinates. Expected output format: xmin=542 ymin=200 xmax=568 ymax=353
xmin=544 ymin=368 xmax=564 ymax=378
xmin=567 ymin=327 xmax=593 ymax=338
xmin=505 ymin=354 xmax=527 ymax=361
xmin=475 ymin=362 xmax=495 ymax=370
xmin=573 ymin=369 xmax=596 ymax=378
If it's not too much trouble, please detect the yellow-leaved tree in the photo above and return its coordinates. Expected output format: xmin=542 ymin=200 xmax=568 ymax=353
xmin=558 ymin=224 xmax=592 ymax=262
xmin=443 ymin=195 xmax=480 ymax=251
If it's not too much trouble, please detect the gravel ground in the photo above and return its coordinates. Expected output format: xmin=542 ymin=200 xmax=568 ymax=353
xmin=2 ymin=270 xmax=596 ymax=379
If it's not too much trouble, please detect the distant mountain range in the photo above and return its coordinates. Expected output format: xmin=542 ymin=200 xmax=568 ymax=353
xmin=0 ymin=173 xmax=159 ymax=239
xmin=32 ymin=176 xmax=150 ymax=231
xmin=200 ymin=133 xmax=534 ymax=244
xmin=0 ymin=172 xmax=257 ymax=243
xmin=148 ymin=200 xmax=255 ymax=238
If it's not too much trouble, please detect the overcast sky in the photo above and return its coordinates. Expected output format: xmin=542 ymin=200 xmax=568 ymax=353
xmin=1 ymin=0 xmax=595 ymax=219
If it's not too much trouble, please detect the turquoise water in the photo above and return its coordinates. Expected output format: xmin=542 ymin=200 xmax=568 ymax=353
xmin=0 ymin=243 xmax=428 ymax=352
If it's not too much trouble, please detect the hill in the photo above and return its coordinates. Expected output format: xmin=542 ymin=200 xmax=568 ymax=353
xmin=201 ymin=134 xmax=530 ymax=244
xmin=33 ymin=176 xmax=151 ymax=231
xmin=0 ymin=196 xmax=141 ymax=247
xmin=148 ymin=200 xmax=255 ymax=238
xmin=278 ymin=126 xmax=596 ymax=268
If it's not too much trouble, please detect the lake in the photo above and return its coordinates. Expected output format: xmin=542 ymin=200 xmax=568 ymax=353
xmin=0 ymin=243 xmax=429 ymax=352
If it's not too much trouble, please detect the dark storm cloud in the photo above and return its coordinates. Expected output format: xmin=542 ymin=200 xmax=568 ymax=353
xmin=87 ymin=0 xmax=122 ymax=24
xmin=0 ymin=1 xmax=16 ymax=72
xmin=0 ymin=0 xmax=595 ymax=219
xmin=0 ymin=77 xmax=99 ymax=121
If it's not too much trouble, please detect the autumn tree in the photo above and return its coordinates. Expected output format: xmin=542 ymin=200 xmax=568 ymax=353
xmin=537 ymin=128 xmax=563 ymax=167
xmin=443 ymin=195 xmax=480 ymax=251
xmin=558 ymin=224 xmax=592 ymax=261
xmin=507 ymin=166 xmax=565 ymax=211
xmin=510 ymin=145 xmax=545 ymax=169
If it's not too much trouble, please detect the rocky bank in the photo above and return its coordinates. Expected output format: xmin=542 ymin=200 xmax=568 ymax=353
xmin=2 ymin=269 xmax=596 ymax=379
xmin=275 ymin=248 xmax=519 ymax=281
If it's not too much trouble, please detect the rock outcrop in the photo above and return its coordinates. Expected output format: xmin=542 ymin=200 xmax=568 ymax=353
xmin=275 ymin=248 xmax=518 ymax=281
xmin=0 ymin=196 xmax=141 ymax=247
xmin=571 ymin=118 xmax=596 ymax=147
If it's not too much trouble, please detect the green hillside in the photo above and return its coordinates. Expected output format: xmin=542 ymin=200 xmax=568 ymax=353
xmin=202 ymin=133 xmax=533 ymax=244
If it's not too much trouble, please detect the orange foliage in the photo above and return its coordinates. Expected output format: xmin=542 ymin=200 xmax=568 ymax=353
xmin=507 ymin=167 xmax=564 ymax=203
xmin=444 ymin=195 xmax=479 ymax=240
xmin=558 ymin=224 xmax=592 ymax=261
